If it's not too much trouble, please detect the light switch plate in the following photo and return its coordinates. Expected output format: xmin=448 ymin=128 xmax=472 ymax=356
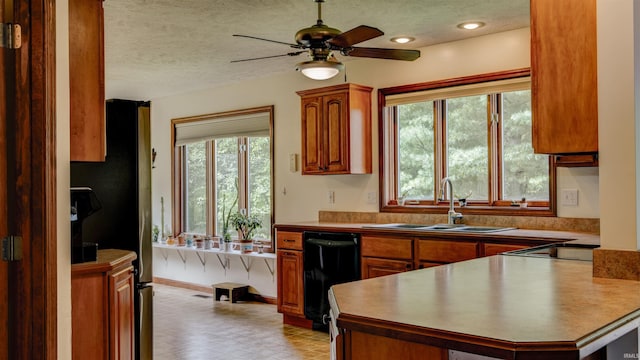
xmin=561 ymin=189 xmax=579 ymax=206
xmin=289 ymin=153 xmax=298 ymax=172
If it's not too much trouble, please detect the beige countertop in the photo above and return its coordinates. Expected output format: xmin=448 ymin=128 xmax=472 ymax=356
xmin=274 ymin=221 xmax=600 ymax=246
xmin=329 ymin=255 xmax=640 ymax=358
xmin=71 ymin=249 xmax=137 ymax=275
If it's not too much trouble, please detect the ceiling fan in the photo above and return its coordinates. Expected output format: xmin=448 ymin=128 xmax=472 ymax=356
xmin=231 ymin=0 xmax=421 ymax=80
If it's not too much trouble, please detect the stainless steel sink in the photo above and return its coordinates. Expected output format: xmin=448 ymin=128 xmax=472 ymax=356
xmin=449 ymin=226 xmax=516 ymax=233
xmin=362 ymin=223 xmax=515 ymax=233
xmin=362 ymin=223 xmax=431 ymax=230
xmin=423 ymin=224 xmax=466 ymax=230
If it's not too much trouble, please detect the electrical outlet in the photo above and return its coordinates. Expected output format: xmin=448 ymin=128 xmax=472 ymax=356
xmin=367 ymin=192 xmax=376 ymax=204
xmin=327 ymin=191 xmax=335 ymax=204
xmin=561 ymin=189 xmax=579 ymax=206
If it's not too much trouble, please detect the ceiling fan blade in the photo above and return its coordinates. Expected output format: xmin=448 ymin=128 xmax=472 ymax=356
xmin=345 ymin=47 xmax=420 ymax=61
xmin=233 ymin=34 xmax=302 ymax=49
xmin=231 ymin=51 xmax=306 ymax=63
xmin=328 ymin=25 xmax=383 ymax=48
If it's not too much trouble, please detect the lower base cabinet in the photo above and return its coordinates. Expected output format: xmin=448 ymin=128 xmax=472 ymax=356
xmin=483 ymin=243 xmax=529 ymax=256
xmin=361 ymin=257 xmax=413 ymax=278
xmin=344 ymin=330 xmax=448 ymax=359
xmin=276 ymin=249 xmax=305 ymax=316
xmin=360 ymin=235 xmax=414 ymax=279
xmin=72 ymin=250 xmax=136 ymax=360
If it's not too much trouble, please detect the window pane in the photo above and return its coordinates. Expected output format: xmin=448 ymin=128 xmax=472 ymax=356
xmin=397 ymin=102 xmax=435 ymax=200
xmin=502 ymin=90 xmax=549 ymax=201
xmin=248 ymin=137 xmax=271 ymax=239
xmin=447 ymin=95 xmax=488 ymax=200
xmin=185 ymin=142 xmax=207 ymax=234
xmin=215 ymin=138 xmax=239 ymax=236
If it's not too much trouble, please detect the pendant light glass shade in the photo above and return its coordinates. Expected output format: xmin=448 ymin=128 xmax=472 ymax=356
xmin=296 ymin=60 xmax=344 ymax=80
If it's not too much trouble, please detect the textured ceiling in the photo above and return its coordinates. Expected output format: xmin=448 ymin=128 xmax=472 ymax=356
xmin=103 ymin=0 xmax=529 ymax=100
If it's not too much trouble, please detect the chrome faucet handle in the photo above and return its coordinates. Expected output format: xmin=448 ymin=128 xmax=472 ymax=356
xmin=448 ymin=210 xmax=464 ymax=224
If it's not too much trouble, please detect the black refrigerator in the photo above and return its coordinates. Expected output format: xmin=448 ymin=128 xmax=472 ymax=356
xmin=70 ymin=99 xmax=153 ymax=360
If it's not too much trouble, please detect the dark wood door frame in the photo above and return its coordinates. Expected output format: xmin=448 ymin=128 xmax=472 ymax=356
xmin=9 ymin=0 xmax=57 ymax=358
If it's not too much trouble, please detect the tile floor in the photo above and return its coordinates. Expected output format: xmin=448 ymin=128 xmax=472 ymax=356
xmin=153 ymin=284 xmax=330 ymax=359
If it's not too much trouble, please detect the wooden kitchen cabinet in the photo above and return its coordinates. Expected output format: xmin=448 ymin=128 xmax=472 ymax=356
xmin=416 ymin=239 xmax=478 ymax=266
xmin=69 ymin=0 xmax=106 ymax=161
xmin=482 ymin=243 xmax=529 ymax=257
xmin=110 ymin=265 xmax=135 ymax=360
xmin=531 ymin=0 xmax=598 ymax=156
xmin=344 ymin=330 xmax=448 ymax=360
xmin=72 ymin=250 xmax=136 ymax=360
xmin=277 ymin=250 xmax=304 ymax=315
xmin=362 ymin=257 xmax=413 ymax=279
xmin=276 ymin=231 xmax=311 ymax=327
xmin=297 ymin=83 xmax=373 ymax=175
xmin=361 ymin=235 xmax=413 ymax=279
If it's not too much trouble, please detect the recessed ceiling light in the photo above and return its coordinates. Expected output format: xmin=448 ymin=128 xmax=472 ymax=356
xmin=457 ymin=22 xmax=485 ymax=30
xmin=390 ymin=36 xmax=415 ymax=44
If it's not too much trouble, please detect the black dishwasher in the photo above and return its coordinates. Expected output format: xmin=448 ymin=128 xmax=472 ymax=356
xmin=303 ymin=231 xmax=360 ymax=329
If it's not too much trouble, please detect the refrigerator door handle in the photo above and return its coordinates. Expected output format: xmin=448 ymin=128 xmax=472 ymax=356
xmin=139 ymin=212 xmax=145 ymax=279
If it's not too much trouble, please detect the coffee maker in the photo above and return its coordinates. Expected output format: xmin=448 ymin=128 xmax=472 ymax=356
xmin=70 ymin=187 xmax=101 ymax=263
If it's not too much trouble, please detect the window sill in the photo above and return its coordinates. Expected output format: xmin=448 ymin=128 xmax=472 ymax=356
xmin=381 ymin=204 xmax=555 ymax=217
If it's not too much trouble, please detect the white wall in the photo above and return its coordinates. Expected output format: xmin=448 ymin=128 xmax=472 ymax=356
xmin=597 ymin=0 xmax=639 ymax=250
xmin=153 ymin=248 xmax=276 ymax=296
xmin=56 ymin=0 xmax=72 ymax=358
xmin=151 ymin=27 xmax=599 ymax=226
xmin=149 ymin=28 xmax=600 ymax=291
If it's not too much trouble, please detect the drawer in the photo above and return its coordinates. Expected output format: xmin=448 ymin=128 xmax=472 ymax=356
xmin=361 ymin=235 xmax=413 ymax=260
xmin=276 ymin=231 xmax=303 ymax=250
xmin=483 ymin=243 xmax=529 ymax=257
xmin=417 ymin=240 xmax=478 ymax=263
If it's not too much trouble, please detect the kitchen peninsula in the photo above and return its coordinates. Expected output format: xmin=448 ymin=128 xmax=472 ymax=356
xmin=329 ymin=255 xmax=640 ymax=359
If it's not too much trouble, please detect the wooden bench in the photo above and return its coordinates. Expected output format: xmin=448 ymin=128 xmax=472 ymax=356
xmin=212 ymin=282 xmax=249 ymax=303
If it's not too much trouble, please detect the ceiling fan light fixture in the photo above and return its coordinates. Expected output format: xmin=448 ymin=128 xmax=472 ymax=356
xmin=296 ymin=60 xmax=344 ymax=80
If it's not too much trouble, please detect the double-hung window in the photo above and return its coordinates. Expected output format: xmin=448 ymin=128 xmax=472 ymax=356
xmin=172 ymin=106 xmax=274 ymax=246
xmin=379 ymin=69 xmax=554 ymax=215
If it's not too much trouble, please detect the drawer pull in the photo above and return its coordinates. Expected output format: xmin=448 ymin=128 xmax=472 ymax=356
xmin=284 ymin=239 xmax=295 ymax=242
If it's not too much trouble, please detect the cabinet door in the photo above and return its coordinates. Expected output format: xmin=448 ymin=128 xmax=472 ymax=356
xmin=361 ymin=257 xmax=412 ymax=279
xmin=277 ymin=250 xmax=305 ymax=316
xmin=69 ymin=0 xmax=106 ymax=161
xmin=298 ymin=84 xmax=372 ymax=175
xmin=531 ymin=0 xmax=597 ymax=154
xmin=483 ymin=243 xmax=529 ymax=257
xmin=72 ymin=273 xmax=109 ymax=360
xmin=417 ymin=240 xmax=478 ymax=264
xmin=301 ymin=96 xmax=324 ymax=174
xmin=323 ymin=92 xmax=349 ymax=173
xmin=110 ymin=266 xmax=134 ymax=360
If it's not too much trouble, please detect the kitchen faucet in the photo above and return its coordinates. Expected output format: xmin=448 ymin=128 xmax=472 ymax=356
xmin=440 ymin=177 xmax=463 ymax=225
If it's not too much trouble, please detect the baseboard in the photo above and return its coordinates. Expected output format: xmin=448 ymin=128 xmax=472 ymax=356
xmin=283 ymin=313 xmax=313 ymax=329
xmin=153 ymin=276 xmax=277 ymax=304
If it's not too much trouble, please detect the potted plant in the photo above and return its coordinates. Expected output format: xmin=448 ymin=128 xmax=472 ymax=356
xmin=229 ymin=212 xmax=262 ymax=253
xmin=220 ymin=192 xmax=238 ymax=251
xmin=152 ymin=225 xmax=160 ymax=243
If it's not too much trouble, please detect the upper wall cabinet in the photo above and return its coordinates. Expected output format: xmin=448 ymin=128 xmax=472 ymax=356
xmin=69 ymin=0 xmax=106 ymax=161
xmin=531 ymin=0 xmax=598 ymax=157
xmin=297 ymin=83 xmax=373 ymax=175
